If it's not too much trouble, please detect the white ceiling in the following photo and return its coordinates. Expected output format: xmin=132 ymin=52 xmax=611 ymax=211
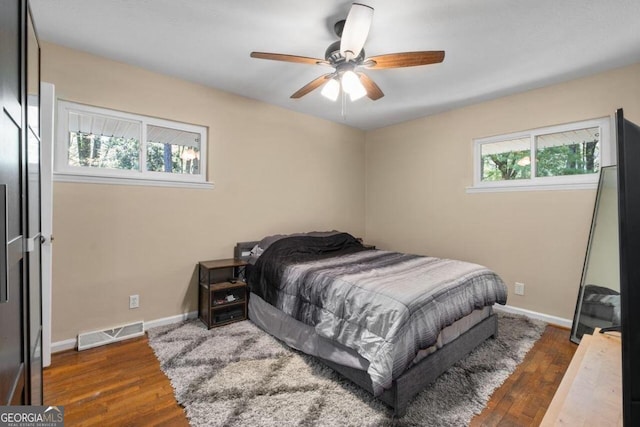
xmin=30 ymin=0 xmax=640 ymax=131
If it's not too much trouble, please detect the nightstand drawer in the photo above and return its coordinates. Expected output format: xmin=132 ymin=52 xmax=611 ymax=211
xmin=211 ymin=305 xmax=246 ymax=326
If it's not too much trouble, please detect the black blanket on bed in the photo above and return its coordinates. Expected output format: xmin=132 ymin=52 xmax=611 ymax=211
xmin=247 ymin=233 xmax=366 ymax=309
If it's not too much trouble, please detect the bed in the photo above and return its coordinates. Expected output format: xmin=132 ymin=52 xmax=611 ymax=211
xmin=237 ymin=232 xmax=508 ymax=416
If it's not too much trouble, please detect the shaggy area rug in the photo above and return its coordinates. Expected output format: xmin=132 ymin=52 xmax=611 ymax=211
xmin=147 ymin=313 xmax=546 ymax=426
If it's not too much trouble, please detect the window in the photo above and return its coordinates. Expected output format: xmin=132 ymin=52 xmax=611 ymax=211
xmin=470 ymin=117 xmax=612 ymax=192
xmin=55 ymin=101 xmax=211 ymax=188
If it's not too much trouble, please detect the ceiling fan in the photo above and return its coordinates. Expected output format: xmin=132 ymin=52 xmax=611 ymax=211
xmin=250 ymin=3 xmax=445 ymax=102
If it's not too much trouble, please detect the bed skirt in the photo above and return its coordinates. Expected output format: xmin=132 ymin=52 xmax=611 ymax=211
xmin=248 ymin=292 xmax=498 ymax=416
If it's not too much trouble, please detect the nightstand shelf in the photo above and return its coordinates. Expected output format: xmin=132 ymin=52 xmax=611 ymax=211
xmin=198 ymin=258 xmax=248 ymax=329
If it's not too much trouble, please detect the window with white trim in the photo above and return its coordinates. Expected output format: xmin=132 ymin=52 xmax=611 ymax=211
xmin=55 ymin=101 xmax=210 ymax=188
xmin=469 ymin=117 xmax=613 ymax=192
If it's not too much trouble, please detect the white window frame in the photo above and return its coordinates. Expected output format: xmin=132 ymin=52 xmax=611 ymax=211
xmin=55 ymin=100 xmax=213 ymax=189
xmin=467 ymin=117 xmax=614 ymax=193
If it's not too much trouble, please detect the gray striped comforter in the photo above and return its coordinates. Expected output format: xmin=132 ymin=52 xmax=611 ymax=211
xmin=248 ymin=234 xmax=508 ymax=395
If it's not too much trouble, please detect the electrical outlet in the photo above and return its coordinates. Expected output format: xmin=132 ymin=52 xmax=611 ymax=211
xmin=514 ymin=282 xmax=525 ymax=296
xmin=129 ymin=294 xmax=139 ymax=309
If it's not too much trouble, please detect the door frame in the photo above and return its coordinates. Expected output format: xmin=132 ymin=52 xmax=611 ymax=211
xmin=41 ymin=82 xmax=54 ymax=367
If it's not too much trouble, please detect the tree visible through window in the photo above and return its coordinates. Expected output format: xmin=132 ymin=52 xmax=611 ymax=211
xmin=69 ymin=132 xmax=140 ymax=170
xmin=472 ymin=117 xmax=610 ymax=191
xmin=481 ymin=137 xmax=531 ymax=181
xmin=146 ymin=125 xmax=200 ymax=175
xmin=535 ymin=128 xmax=599 ymax=177
xmin=56 ymin=101 xmax=208 ymax=186
xmin=67 ymin=111 xmax=141 ymax=171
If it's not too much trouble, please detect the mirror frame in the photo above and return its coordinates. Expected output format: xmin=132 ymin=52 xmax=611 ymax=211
xmin=570 ymin=165 xmax=619 ymax=344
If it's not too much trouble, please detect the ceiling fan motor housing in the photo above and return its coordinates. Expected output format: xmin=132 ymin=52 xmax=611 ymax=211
xmin=325 ymin=40 xmax=365 ymax=66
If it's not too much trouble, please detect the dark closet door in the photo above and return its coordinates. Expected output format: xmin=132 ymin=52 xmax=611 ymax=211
xmin=0 ymin=0 xmax=27 ymax=405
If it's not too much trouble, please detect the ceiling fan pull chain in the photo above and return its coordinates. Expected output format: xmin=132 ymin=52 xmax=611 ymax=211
xmin=341 ymin=90 xmax=347 ymax=120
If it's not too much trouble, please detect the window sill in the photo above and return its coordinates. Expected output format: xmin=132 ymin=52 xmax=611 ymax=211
xmin=53 ymin=172 xmax=215 ymax=189
xmin=466 ymin=181 xmax=597 ymax=193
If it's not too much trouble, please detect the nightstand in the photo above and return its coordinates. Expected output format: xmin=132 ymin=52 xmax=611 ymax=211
xmin=198 ymin=258 xmax=248 ymax=329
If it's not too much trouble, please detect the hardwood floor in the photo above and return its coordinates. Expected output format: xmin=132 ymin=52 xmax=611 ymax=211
xmin=470 ymin=325 xmax=577 ymax=426
xmin=44 ymin=325 xmax=576 ymax=426
xmin=44 ymin=336 xmax=188 ymax=426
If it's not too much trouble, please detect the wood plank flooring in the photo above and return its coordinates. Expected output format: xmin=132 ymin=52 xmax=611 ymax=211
xmin=44 ymin=336 xmax=188 ymax=426
xmin=44 ymin=324 xmax=576 ymax=426
xmin=470 ymin=325 xmax=577 ymax=426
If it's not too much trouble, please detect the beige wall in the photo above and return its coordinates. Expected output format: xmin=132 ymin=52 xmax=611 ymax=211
xmin=44 ymin=39 xmax=640 ymax=341
xmin=42 ymin=43 xmax=366 ymax=342
xmin=365 ymin=63 xmax=640 ymax=321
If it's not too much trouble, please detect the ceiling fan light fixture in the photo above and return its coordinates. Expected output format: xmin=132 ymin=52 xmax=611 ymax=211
xmin=321 ymin=78 xmax=340 ymax=101
xmin=342 ymin=70 xmax=367 ymax=101
xmin=340 ymin=3 xmax=374 ymax=61
xmin=349 ymin=85 xmax=367 ymax=101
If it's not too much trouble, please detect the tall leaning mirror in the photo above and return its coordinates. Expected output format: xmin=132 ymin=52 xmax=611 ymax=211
xmin=571 ymin=165 xmax=620 ymax=344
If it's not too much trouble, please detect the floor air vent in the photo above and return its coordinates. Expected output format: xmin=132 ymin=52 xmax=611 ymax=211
xmin=77 ymin=321 xmax=145 ymax=351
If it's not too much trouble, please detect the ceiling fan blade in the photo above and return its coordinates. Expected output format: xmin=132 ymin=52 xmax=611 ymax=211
xmin=290 ymin=74 xmax=333 ymax=99
xmin=364 ymin=51 xmax=445 ymax=69
xmin=340 ymin=3 xmax=374 ymax=61
xmin=250 ymin=52 xmax=328 ymax=66
xmin=358 ymin=73 xmax=384 ymax=100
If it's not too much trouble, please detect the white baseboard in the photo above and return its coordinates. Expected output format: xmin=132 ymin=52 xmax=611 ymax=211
xmin=49 ymin=307 xmax=571 ymax=354
xmin=51 ymin=338 xmax=77 ymax=353
xmin=50 ymin=311 xmax=199 ymax=354
xmin=494 ymin=304 xmax=572 ymax=328
xmin=144 ymin=310 xmax=198 ymax=330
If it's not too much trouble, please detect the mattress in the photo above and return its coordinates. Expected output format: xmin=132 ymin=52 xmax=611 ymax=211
xmin=249 ymin=292 xmax=492 ymax=373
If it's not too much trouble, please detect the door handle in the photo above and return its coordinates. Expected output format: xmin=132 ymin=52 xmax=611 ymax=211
xmin=25 ymin=233 xmax=41 ymax=252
